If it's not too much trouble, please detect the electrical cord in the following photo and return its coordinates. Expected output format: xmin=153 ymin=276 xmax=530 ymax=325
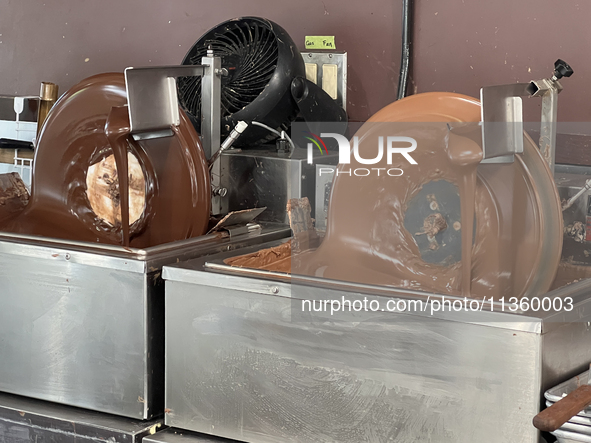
xmin=397 ymin=0 xmax=413 ymax=100
xmin=251 ymin=121 xmax=296 ymax=151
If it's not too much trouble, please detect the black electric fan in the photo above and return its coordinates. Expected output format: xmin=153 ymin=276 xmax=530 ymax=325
xmin=177 ymin=16 xmax=347 ymax=148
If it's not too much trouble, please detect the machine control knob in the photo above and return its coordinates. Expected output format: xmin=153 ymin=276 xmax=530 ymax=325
xmin=553 ymin=59 xmax=574 ymax=80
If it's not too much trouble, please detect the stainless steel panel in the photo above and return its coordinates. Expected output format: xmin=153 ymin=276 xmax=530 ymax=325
xmin=0 ymin=392 xmax=162 ymax=442
xmin=124 ymin=65 xmax=206 ymax=137
xmin=0 ymin=252 xmax=155 ymax=419
xmin=479 ymin=83 xmax=527 ymax=163
xmin=164 ymin=280 xmax=539 ymax=442
xmin=221 ymin=149 xmax=338 ymax=224
xmin=0 ymin=225 xmax=290 ymax=420
xmin=163 ymin=251 xmax=591 ymax=443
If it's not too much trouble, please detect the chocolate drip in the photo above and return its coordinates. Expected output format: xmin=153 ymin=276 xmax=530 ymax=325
xmin=104 ymin=106 xmax=131 ymax=246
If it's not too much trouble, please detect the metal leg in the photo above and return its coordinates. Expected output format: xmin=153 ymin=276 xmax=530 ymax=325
xmin=540 ymin=88 xmax=559 ymax=175
xmin=201 ymin=50 xmax=224 ymax=215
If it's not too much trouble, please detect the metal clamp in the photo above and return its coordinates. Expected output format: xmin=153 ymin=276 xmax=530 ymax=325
xmin=526 ymin=59 xmax=573 ymax=174
xmin=124 ymin=50 xmax=226 ymax=214
xmin=480 ymin=59 xmax=573 ymax=171
xmin=480 ymin=83 xmax=529 ymax=163
xmin=123 ymin=56 xmax=223 ymax=159
xmin=124 ymin=65 xmax=207 ymax=140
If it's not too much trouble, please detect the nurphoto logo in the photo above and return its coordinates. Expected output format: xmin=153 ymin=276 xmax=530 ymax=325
xmin=305 ymin=132 xmax=418 ymax=177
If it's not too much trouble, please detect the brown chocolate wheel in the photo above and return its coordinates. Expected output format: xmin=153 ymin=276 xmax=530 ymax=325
xmin=297 ymin=92 xmax=562 ymax=299
xmin=2 ymin=73 xmax=211 ymax=248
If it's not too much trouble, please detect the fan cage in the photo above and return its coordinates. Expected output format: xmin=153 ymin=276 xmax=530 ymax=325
xmin=178 ymin=22 xmax=279 ymax=127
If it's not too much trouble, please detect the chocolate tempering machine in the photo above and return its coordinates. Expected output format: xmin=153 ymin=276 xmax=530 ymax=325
xmin=0 ymin=16 xmax=349 ymax=442
xmin=160 ymin=52 xmax=591 ymax=443
xmin=0 ymin=16 xmax=589 ymax=443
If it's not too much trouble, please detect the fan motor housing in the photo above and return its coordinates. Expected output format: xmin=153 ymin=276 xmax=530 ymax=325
xmin=178 ymin=17 xmax=306 ymax=147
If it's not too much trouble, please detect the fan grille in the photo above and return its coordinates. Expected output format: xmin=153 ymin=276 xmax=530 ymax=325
xmin=178 ymin=21 xmax=279 ymax=127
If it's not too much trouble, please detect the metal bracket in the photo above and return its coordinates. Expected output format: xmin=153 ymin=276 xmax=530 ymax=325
xmin=124 ymin=65 xmax=207 ymax=140
xmin=480 ymin=83 xmax=529 ymax=163
xmin=201 ymin=51 xmax=224 ymax=215
xmin=480 ymin=61 xmax=571 ymax=172
xmin=124 ymin=54 xmax=225 ymax=214
xmin=207 ymin=207 xmax=267 ymax=235
xmin=526 ymin=78 xmax=563 ymax=174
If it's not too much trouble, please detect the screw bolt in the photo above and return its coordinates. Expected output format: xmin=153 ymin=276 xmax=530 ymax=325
xmin=213 ymin=187 xmax=227 ymax=197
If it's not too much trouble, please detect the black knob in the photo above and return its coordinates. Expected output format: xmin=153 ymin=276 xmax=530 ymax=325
xmin=554 ymin=59 xmax=574 ymax=79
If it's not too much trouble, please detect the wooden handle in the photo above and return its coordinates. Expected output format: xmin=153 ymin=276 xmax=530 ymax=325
xmin=533 ymin=384 xmax=591 ymax=432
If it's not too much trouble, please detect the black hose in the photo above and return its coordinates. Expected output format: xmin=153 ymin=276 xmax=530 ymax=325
xmin=397 ymin=0 xmax=413 ymax=100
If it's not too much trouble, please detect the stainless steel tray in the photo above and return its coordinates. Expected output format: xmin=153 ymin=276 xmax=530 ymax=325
xmin=545 ymin=370 xmax=591 ymax=419
xmin=553 ymin=428 xmax=591 ymax=443
xmin=561 ymin=421 xmax=591 ymax=437
xmin=546 ymin=401 xmax=591 ymax=426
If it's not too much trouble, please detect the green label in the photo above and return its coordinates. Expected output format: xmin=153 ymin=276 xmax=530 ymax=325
xmin=305 ymin=36 xmax=336 ymax=50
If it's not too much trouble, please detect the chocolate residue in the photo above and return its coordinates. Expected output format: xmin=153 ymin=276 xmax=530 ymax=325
xmin=415 ymin=213 xmax=447 ymax=250
xmin=551 ymin=261 xmax=591 ymax=290
xmin=224 ymin=197 xmax=316 ymax=273
xmin=225 ymin=240 xmax=292 ymax=273
xmin=0 ymin=73 xmax=211 ymax=248
xmin=287 ymin=197 xmax=317 ymax=253
xmin=0 ymin=173 xmax=29 ymax=221
xmin=565 ymin=222 xmax=585 ymax=244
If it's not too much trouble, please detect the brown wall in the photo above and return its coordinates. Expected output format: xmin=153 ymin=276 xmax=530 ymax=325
xmin=0 ymin=0 xmax=402 ymax=122
xmin=6 ymin=1 xmax=586 ymax=123
xmin=412 ymin=0 xmax=591 ymax=123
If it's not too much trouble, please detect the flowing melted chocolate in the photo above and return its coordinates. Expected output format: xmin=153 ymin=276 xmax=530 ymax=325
xmin=225 ymin=240 xmax=292 ymax=273
xmin=227 ymin=93 xmax=563 ymax=299
xmin=293 ymin=93 xmax=562 ymax=299
xmin=446 ymin=129 xmax=482 ymax=295
xmin=105 ymin=105 xmax=131 ymax=246
xmin=0 ymin=73 xmax=211 ymax=248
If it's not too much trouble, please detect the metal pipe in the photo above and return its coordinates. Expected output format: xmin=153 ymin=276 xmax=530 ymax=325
xmin=396 ymin=0 xmax=413 ymax=100
xmin=539 ymin=88 xmax=559 ymax=175
xmin=563 ymin=178 xmax=591 ymax=211
xmin=36 ymin=82 xmax=59 ymax=137
xmin=526 ymin=60 xmax=573 ymax=176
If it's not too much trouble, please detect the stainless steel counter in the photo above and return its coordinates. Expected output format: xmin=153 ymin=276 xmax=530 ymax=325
xmin=162 ymin=243 xmax=591 ymax=443
xmin=0 ymin=225 xmax=290 ymax=420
